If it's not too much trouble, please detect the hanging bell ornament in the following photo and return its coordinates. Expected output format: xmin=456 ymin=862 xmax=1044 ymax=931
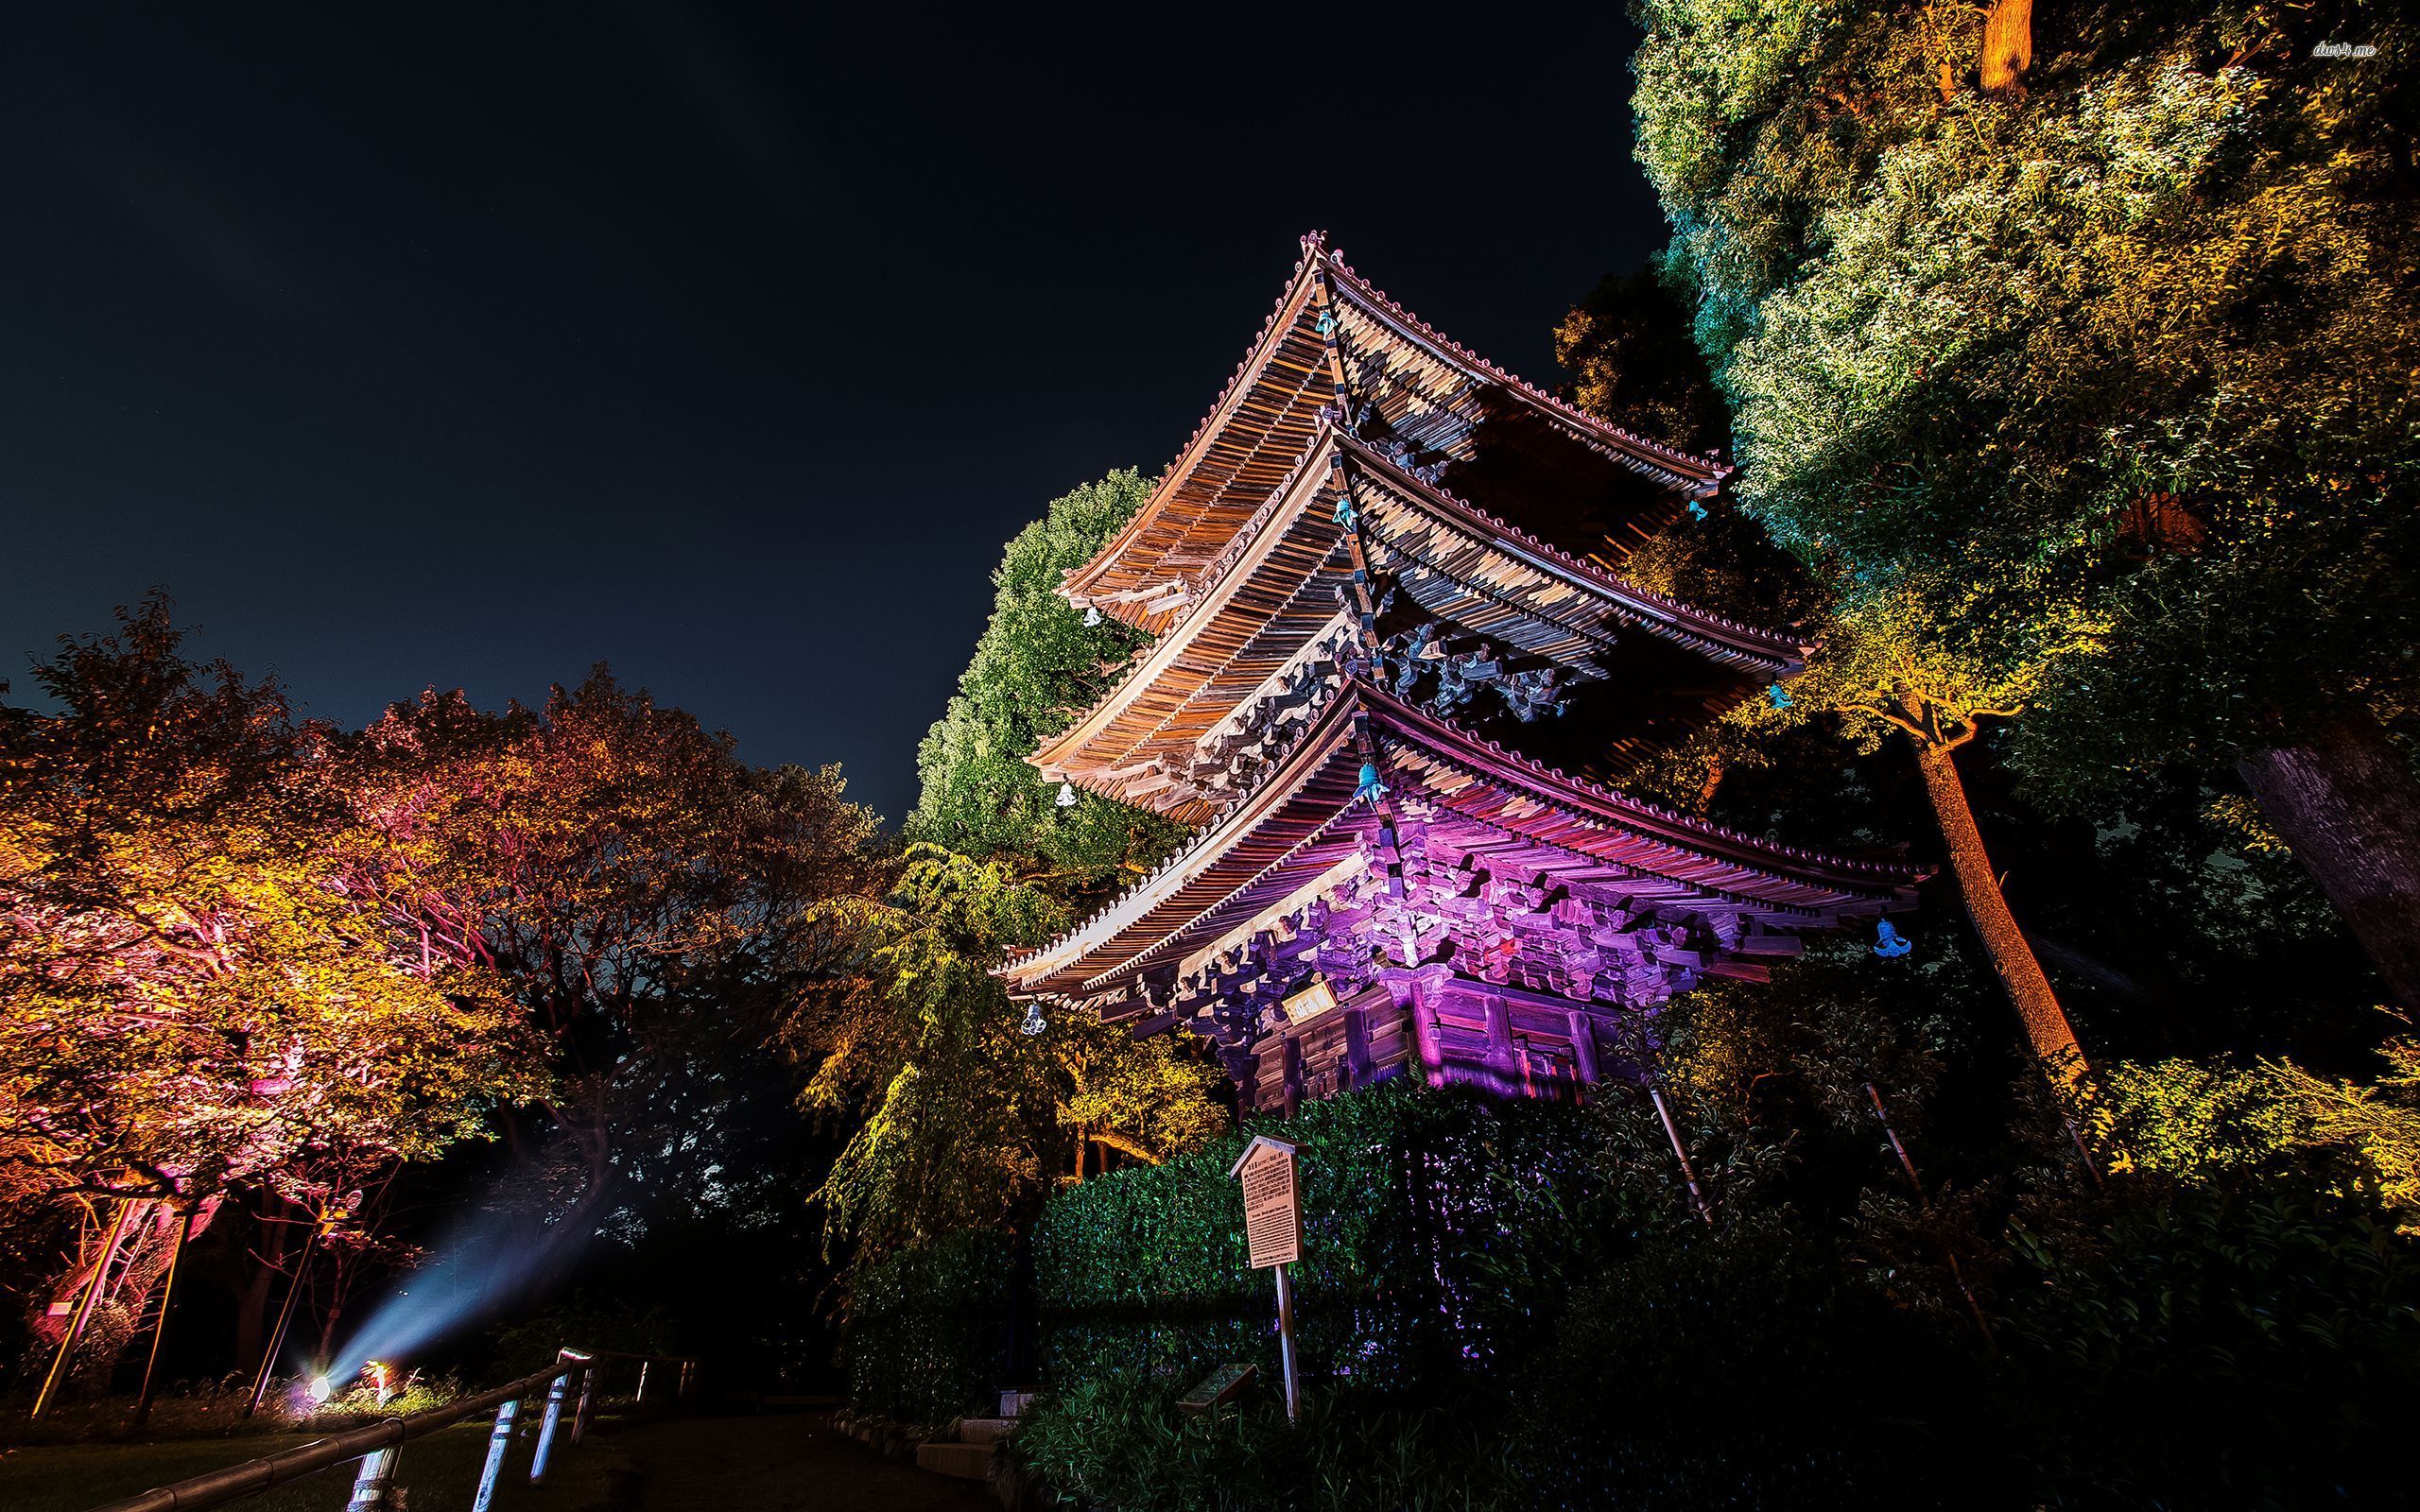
xmin=1020 ymin=1001 xmax=1047 ymax=1037
xmin=1057 ymin=782 xmax=1080 ymax=808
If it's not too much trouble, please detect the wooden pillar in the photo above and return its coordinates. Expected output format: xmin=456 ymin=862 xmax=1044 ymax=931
xmin=1481 ymin=992 xmax=1514 ymax=1089
xmin=1565 ymin=1010 xmax=1600 ymax=1104
xmin=1281 ymin=1034 xmax=1304 ymax=1120
xmin=1342 ymin=1005 xmax=1373 ymax=1091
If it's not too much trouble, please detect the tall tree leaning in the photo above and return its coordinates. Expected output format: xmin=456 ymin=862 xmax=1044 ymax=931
xmin=1631 ymin=0 xmax=2420 ymax=1011
xmin=1562 ymin=275 xmax=2092 ymax=1097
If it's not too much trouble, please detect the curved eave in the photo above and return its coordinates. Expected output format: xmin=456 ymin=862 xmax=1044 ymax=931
xmin=1001 ymin=683 xmax=1927 ymax=997
xmin=1029 ymin=432 xmax=1803 ymax=810
xmin=1030 ymin=434 xmax=1342 ymax=786
xmin=1005 ymin=689 xmax=1365 ymax=995
xmin=1061 ymin=237 xmax=1330 ymax=615
xmin=1322 ymin=256 xmax=1727 ymax=498
xmin=1061 ymin=235 xmax=1732 ymax=635
xmin=1338 ymin=435 xmax=1804 ymax=679
xmin=1364 ymin=686 xmax=1918 ymax=897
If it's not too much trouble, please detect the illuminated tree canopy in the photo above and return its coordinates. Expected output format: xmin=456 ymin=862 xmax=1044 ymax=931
xmin=1634 ymin=0 xmax=2420 ymax=1011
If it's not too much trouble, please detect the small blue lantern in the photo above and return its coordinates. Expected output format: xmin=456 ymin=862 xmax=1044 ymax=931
xmin=1356 ymin=762 xmax=1389 ymax=807
xmin=1873 ymin=920 xmax=1911 ymax=959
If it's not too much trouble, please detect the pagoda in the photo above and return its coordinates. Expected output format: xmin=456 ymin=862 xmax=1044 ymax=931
xmin=999 ymin=235 xmax=1924 ymax=1114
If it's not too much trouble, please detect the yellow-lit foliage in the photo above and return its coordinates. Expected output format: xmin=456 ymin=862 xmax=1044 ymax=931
xmin=785 ymin=845 xmax=1224 ymax=1258
xmin=0 ymin=601 xmax=542 ymax=1211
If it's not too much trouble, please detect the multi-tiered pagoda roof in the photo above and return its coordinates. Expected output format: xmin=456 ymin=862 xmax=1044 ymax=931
xmin=1001 ymin=235 xmax=1924 ymax=1112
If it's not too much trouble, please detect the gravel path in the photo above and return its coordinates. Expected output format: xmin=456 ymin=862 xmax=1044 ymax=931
xmin=618 ymin=1412 xmax=991 ymax=1512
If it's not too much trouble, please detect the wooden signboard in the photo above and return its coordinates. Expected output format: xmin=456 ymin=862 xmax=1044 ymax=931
xmin=1177 ymin=1362 xmax=1257 ymax=1415
xmin=1231 ymin=1136 xmax=1302 ymax=1269
xmin=1228 ymin=1134 xmax=1305 ymax=1424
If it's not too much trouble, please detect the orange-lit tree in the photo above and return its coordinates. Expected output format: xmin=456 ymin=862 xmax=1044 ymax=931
xmin=0 ymin=599 xmax=541 ymax=1391
xmin=350 ymin=671 xmax=885 ymax=1277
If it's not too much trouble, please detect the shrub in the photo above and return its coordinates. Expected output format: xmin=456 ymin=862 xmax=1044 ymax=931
xmin=2000 ymin=1186 xmax=2420 ymax=1510
xmin=842 ymin=1228 xmax=1017 ymax=1421
xmin=1012 ymin=1369 xmax=1520 ymax=1512
xmin=1033 ymin=1079 xmax=1629 ymax=1394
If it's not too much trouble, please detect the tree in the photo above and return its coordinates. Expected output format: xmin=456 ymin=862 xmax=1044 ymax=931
xmin=1554 ymin=266 xmax=1733 ymax=456
xmin=909 ymin=469 xmax=1187 ymax=898
xmin=349 ymin=670 xmax=884 ymax=1280
xmin=788 ymin=472 xmax=1227 ymax=1258
xmin=1555 ymin=263 xmax=2093 ymax=1103
xmin=787 ymin=846 xmax=1222 ymax=1256
xmin=1633 ymin=0 xmax=2420 ymax=1010
xmin=0 ymin=599 xmax=540 ymax=1384
xmin=1739 ymin=586 xmax=2096 ymax=1101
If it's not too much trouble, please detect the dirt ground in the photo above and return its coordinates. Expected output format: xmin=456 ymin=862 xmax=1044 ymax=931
xmin=617 ymin=1412 xmax=992 ymax=1512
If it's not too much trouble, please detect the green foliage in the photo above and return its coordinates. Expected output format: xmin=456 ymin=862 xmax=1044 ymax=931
xmin=2095 ymin=1057 xmax=2306 ymax=1180
xmin=0 ymin=597 xmax=543 ymax=1208
xmin=489 ymin=1289 xmax=676 ymax=1382
xmin=1634 ymin=0 xmax=2420 ymax=789
xmin=841 ymin=1228 xmax=1016 ymax=1421
xmin=1026 ymin=1073 xmax=1987 ymax=1510
xmin=2001 ymin=1187 xmax=2420 ymax=1509
xmin=1507 ymin=1211 xmax=1974 ymax=1511
xmin=908 ymin=469 xmax=1186 ymax=894
xmin=2268 ymin=1027 xmax=2420 ymax=1230
xmin=790 ymin=845 xmax=1224 ymax=1257
xmin=1033 ymin=1080 xmax=1635 ymax=1392
xmin=1553 ymin=266 xmax=1731 ymax=456
xmin=1013 ymin=1372 xmax=1520 ymax=1512
xmin=792 ymin=471 xmax=1229 ymax=1261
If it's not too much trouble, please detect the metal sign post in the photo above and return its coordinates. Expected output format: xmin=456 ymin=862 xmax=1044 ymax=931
xmin=1229 ymin=1135 xmax=1305 ymax=1424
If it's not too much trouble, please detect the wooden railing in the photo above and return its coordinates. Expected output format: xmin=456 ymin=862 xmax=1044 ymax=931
xmin=83 ymin=1347 xmax=698 ymax=1512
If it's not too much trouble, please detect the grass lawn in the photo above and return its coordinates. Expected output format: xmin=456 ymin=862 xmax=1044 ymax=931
xmin=0 ymin=1409 xmax=632 ymax=1512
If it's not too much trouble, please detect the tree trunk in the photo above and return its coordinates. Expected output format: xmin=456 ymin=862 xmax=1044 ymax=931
xmin=1911 ymin=738 xmax=2092 ymax=1099
xmin=1979 ymin=0 xmax=2032 ymax=93
xmin=235 ymin=1210 xmax=293 ymax=1374
xmin=2239 ymin=713 xmax=2420 ymax=1013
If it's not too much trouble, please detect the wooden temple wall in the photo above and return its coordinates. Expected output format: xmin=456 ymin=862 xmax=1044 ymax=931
xmin=1242 ymin=968 xmax=1632 ymax=1114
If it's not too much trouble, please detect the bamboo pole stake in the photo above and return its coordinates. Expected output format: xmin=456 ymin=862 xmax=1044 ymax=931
xmin=471 ymin=1397 xmax=519 ymax=1512
xmin=33 ymin=1194 xmax=136 ymax=1419
xmin=529 ymin=1373 xmax=569 ymax=1484
xmin=246 ymin=1227 xmax=320 ymax=1417
xmin=1271 ymin=1263 xmax=1302 ymax=1425
xmin=1865 ymin=1083 xmax=1996 ymax=1349
xmin=1650 ymin=1087 xmax=1715 ymax=1224
xmin=344 ymin=1445 xmax=401 ymax=1512
xmin=131 ymin=1204 xmax=196 ymax=1430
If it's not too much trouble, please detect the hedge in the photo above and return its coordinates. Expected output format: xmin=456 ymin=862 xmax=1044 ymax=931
xmin=842 ymin=1227 xmax=1017 ymax=1420
xmin=1032 ymin=1080 xmax=1620 ymax=1393
xmin=840 ymin=1080 xmax=1639 ymax=1418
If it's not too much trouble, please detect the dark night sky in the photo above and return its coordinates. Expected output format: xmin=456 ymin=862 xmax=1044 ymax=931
xmin=1 ymin=4 xmax=1670 ymax=822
